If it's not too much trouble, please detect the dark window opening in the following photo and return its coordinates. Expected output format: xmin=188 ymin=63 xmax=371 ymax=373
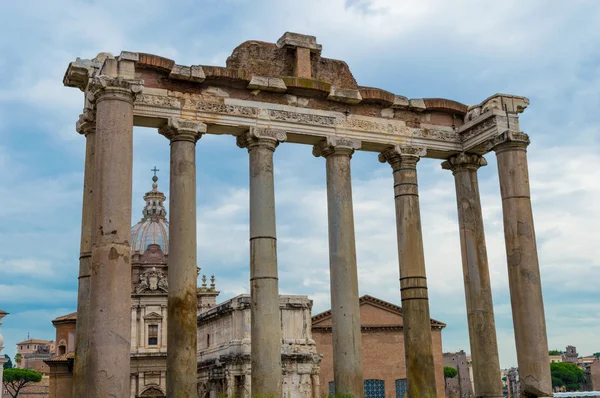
xmin=148 ymin=325 xmax=158 ymax=346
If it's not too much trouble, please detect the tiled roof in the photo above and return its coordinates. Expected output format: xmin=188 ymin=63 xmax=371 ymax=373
xmin=52 ymin=312 xmax=77 ymax=322
xmin=44 ymin=352 xmax=74 ymax=362
xmin=16 ymin=338 xmax=54 ymax=345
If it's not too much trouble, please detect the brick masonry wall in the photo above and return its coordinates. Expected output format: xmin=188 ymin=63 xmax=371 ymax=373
xmin=313 ymin=301 xmax=445 ymax=398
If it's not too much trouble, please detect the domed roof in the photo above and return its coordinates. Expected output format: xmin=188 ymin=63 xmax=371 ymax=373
xmin=131 ymin=172 xmax=169 ymax=254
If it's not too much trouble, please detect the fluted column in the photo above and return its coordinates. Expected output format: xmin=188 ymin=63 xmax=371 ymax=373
xmin=159 ymin=118 xmax=206 ymax=398
xmin=486 ymin=132 xmax=551 ymax=397
xmin=237 ymin=127 xmax=286 ymax=397
xmin=379 ymin=146 xmax=437 ymax=398
xmin=87 ymin=75 xmax=142 ymax=397
xmin=313 ymin=137 xmax=364 ymax=398
xmin=73 ymin=110 xmax=96 ymax=397
xmin=442 ymin=153 xmax=503 ymax=398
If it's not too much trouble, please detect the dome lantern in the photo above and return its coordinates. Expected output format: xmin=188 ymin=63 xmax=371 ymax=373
xmin=131 ymin=169 xmax=169 ymax=254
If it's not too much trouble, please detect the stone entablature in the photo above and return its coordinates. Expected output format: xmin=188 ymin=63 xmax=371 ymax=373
xmin=64 ymin=32 xmax=528 ymax=159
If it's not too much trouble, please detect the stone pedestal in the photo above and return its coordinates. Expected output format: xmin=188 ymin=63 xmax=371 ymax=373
xmin=313 ymin=137 xmax=364 ymax=398
xmin=487 ymin=132 xmax=552 ymax=397
xmin=237 ymin=127 xmax=286 ymax=397
xmin=159 ymin=118 xmax=206 ymax=398
xmin=86 ymin=76 xmax=141 ymax=398
xmin=379 ymin=146 xmax=437 ymax=398
xmin=442 ymin=153 xmax=503 ymax=398
xmin=73 ymin=111 xmax=96 ymax=397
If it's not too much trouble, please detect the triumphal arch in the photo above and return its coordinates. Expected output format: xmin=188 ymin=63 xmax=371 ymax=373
xmin=64 ymin=32 xmax=551 ymax=398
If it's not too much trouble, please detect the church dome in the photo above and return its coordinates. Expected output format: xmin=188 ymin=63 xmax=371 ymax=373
xmin=131 ymin=172 xmax=169 ymax=254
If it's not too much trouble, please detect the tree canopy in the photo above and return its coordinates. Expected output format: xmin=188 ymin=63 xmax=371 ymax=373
xmin=3 ymin=368 xmax=42 ymax=398
xmin=444 ymin=366 xmax=458 ymax=380
xmin=549 ymin=349 xmax=562 ymax=356
xmin=3 ymin=354 xmax=12 ymax=369
xmin=550 ymin=362 xmax=585 ymax=391
xmin=593 ymin=352 xmax=600 ymax=359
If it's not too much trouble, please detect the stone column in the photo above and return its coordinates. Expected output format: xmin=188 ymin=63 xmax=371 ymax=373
xmin=486 ymin=131 xmax=552 ymax=397
xmin=237 ymin=127 xmax=286 ymax=397
xmin=442 ymin=153 xmax=503 ymax=398
xmin=159 ymin=118 xmax=206 ymax=398
xmin=313 ymin=137 xmax=364 ymax=398
xmin=86 ymin=75 xmax=142 ymax=397
xmin=72 ymin=111 xmax=95 ymax=397
xmin=379 ymin=146 xmax=437 ymax=398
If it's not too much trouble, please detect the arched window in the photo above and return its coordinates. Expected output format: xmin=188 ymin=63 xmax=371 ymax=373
xmin=364 ymin=379 xmax=385 ymax=398
xmin=395 ymin=379 xmax=407 ymax=398
xmin=58 ymin=345 xmax=66 ymax=356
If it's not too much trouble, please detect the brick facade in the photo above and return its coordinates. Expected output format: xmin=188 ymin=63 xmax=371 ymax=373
xmin=312 ymin=295 xmax=446 ymax=398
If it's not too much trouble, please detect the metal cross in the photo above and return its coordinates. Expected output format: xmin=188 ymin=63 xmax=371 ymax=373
xmin=151 ymin=166 xmax=159 ymax=176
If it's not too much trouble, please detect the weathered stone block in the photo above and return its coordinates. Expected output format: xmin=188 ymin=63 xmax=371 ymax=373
xmin=118 ymin=51 xmax=139 ymax=62
xmin=169 ymin=65 xmax=192 ymax=81
xmin=409 ymin=98 xmax=426 ymax=112
xmin=276 ymin=32 xmax=322 ymax=52
xmin=328 ymin=87 xmax=362 ymax=104
xmin=392 ymin=95 xmax=410 ymax=108
xmin=190 ymin=66 xmax=205 ymax=82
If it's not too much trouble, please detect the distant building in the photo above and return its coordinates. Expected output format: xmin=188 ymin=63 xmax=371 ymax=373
xmin=550 ymin=354 xmax=563 ymax=364
xmin=196 ymin=295 xmax=321 ymax=397
xmin=562 ymin=345 xmax=578 ymax=364
xmin=312 ymin=295 xmax=446 ymax=398
xmin=443 ymin=350 xmax=473 ymax=397
xmin=15 ymin=338 xmax=55 ymax=374
xmin=582 ymin=360 xmax=600 ymax=391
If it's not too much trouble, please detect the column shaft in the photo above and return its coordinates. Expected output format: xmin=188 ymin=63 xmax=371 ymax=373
xmin=160 ymin=118 xmax=205 ymax=398
xmin=443 ymin=153 xmax=503 ymax=398
xmin=73 ymin=113 xmax=95 ymax=397
xmin=237 ymin=128 xmax=285 ymax=396
xmin=314 ymin=138 xmax=364 ymax=398
xmin=490 ymin=133 xmax=551 ymax=397
xmin=380 ymin=146 xmax=436 ymax=398
xmin=87 ymin=76 xmax=140 ymax=397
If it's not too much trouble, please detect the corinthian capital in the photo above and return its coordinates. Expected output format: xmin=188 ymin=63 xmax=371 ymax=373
xmin=236 ymin=127 xmax=287 ymax=151
xmin=485 ymin=131 xmax=530 ymax=152
xmin=378 ymin=145 xmax=427 ymax=168
xmin=312 ymin=137 xmax=361 ymax=158
xmin=159 ymin=118 xmax=207 ymax=143
xmin=441 ymin=153 xmax=487 ymax=174
xmin=88 ymin=75 xmax=144 ymax=104
xmin=76 ymin=110 xmax=96 ymax=136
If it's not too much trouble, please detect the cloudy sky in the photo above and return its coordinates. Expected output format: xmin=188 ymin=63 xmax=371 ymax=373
xmin=1 ymin=0 xmax=599 ymax=369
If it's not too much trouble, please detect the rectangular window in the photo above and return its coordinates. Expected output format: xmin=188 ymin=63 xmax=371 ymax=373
xmin=148 ymin=325 xmax=158 ymax=346
xmin=207 ymin=334 xmax=210 ymax=347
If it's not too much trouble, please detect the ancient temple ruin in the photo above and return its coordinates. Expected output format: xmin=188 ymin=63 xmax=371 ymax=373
xmin=63 ymin=32 xmax=551 ymax=397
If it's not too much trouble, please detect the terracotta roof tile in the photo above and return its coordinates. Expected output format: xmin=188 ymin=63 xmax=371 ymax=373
xmin=44 ymin=352 xmax=74 ymax=362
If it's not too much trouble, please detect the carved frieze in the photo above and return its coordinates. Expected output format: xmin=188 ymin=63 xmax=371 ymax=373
xmin=190 ymin=100 xmax=258 ymax=117
xmin=412 ymin=128 xmax=459 ymax=141
xmin=338 ymin=117 xmax=408 ymax=136
xmin=136 ymin=94 xmax=181 ymax=109
xmin=268 ymin=109 xmax=336 ymax=126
